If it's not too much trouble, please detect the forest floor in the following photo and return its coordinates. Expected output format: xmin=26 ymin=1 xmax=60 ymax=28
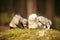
xmin=0 ymin=28 xmax=60 ymax=40
xmin=0 ymin=26 xmax=10 ymax=32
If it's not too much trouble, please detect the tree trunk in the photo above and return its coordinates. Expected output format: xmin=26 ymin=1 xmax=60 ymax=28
xmin=27 ymin=0 xmax=37 ymax=17
xmin=38 ymin=0 xmax=44 ymax=13
xmin=45 ymin=0 xmax=55 ymax=28
xmin=15 ymin=0 xmax=27 ymax=18
xmin=7 ymin=0 xmax=13 ymax=17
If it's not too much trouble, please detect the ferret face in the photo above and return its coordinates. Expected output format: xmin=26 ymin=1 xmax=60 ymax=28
xmin=21 ymin=18 xmax=28 ymax=28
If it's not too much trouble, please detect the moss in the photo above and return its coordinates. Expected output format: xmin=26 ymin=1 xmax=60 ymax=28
xmin=0 ymin=28 xmax=60 ymax=40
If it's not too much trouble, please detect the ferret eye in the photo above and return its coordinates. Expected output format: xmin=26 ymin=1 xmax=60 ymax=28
xmin=39 ymin=21 xmax=40 ymax=22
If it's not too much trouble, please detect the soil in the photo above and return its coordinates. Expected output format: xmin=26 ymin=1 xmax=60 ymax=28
xmin=0 ymin=26 xmax=10 ymax=32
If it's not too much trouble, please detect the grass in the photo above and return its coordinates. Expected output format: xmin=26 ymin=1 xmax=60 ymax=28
xmin=0 ymin=12 xmax=15 ymax=25
xmin=0 ymin=28 xmax=60 ymax=40
xmin=55 ymin=17 xmax=60 ymax=31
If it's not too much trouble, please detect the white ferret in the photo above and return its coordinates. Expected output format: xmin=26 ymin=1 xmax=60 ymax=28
xmin=28 ymin=14 xmax=38 ymax=28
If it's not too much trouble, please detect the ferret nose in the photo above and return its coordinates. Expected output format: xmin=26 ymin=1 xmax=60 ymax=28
xmin=35 ymin=17 xmax=37 ymax=20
